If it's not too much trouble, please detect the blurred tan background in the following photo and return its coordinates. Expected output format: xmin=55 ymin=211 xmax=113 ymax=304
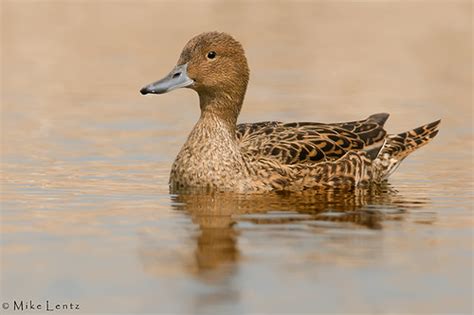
xmin=2 ymin=1 xmax=472 ymax=159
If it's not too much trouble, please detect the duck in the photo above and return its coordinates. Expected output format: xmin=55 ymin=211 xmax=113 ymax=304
xmin=140 ymin=32 xmax=440 ymax=192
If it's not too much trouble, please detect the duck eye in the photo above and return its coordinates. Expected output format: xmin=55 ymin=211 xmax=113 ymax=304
xmin=207 ymin=51 xmax=217 ymax=59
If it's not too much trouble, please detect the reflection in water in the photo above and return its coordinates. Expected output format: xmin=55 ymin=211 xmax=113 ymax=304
xmin=169 ymin=185 xmax=428 ymax=276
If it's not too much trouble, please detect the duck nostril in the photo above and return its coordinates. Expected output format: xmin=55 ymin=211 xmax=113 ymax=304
xmin=172 ymin=72 xmax=181 ymax=79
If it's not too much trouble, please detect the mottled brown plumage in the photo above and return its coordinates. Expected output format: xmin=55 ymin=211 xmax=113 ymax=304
xmin=140 ymin=32 xmax=440 ymax=192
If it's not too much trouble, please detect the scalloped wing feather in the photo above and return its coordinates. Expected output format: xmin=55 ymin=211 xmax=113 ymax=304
xmin=236 ymin=113 xmax=389 ymax=165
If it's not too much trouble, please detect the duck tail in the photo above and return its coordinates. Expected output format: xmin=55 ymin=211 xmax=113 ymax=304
xmin=374 ymin=119 xmax=441 ymax=180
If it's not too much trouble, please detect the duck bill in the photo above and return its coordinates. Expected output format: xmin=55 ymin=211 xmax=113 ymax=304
xmin=140 ymin=63 xmax=194 ymax=95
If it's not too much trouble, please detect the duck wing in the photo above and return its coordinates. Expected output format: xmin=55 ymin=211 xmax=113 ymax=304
xmin=236 ymin=113 xmax=389 ymax=164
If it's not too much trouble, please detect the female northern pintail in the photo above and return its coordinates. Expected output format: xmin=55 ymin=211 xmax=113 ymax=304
xmin=140 ymin=32 xmax=440 ymax=192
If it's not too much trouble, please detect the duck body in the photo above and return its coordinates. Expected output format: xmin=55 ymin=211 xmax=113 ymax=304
xmin=140 ymin=32 xmax=440 ymax=192
xmin=169 ymin=112 xmax=439 ymax=192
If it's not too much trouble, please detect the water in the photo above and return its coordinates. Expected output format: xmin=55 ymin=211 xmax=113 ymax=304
xmin=1 ymin=1 xmax=472 ymax=314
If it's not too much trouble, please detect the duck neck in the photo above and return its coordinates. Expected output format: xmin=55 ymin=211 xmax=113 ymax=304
xmin=197 ymin=91 xmax=243 ymax=134
xmin=179 ymin=92 xmax=244 ymax=168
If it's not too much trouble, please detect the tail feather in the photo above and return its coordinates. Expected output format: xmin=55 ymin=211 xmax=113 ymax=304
xmin=375 ymin=119 xmax=441 ymax=180
xmin=368 ymin=112 xmax=390 ymax=126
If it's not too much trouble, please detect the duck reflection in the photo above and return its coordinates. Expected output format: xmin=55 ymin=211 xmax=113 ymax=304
xmin=171 ymin=191 xmax=241 ymax=277
xmin=169 ymin=185 xmax=427 ymax=275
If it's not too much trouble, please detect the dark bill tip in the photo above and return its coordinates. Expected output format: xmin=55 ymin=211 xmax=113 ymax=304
xmin=140 ymin=86 xmax=151 ymax=95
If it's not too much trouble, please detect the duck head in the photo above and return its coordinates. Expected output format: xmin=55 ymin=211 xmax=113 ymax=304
xmin=140 ymin=32 xmax=250 ymax=120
